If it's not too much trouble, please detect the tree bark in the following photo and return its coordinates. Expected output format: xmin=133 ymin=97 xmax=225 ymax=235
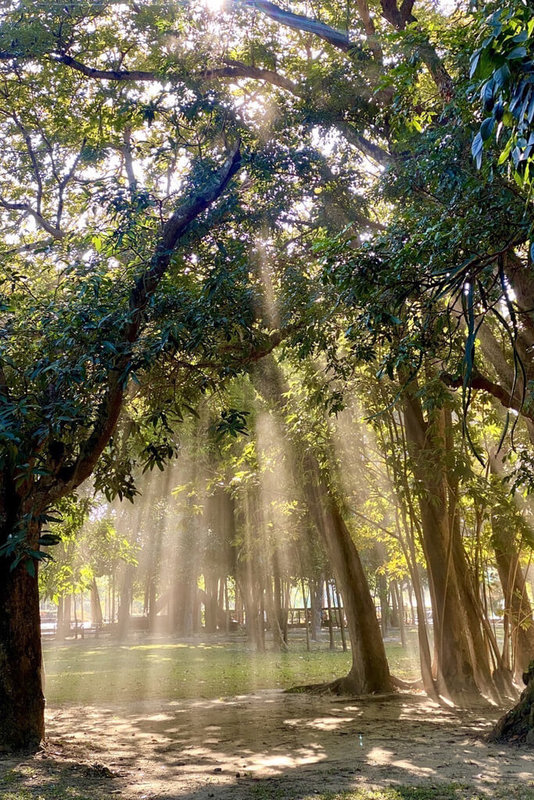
xmin=489 ymin=662 xmax=534 ymax=745
xmin=253 ymin=356 xmax=393 ymax=694
xmin=90 ymin=578 xmax=103 ymax=629
xmin=492 ymin=515 xmax=534 ymax=678
xmin=402 ymin=390 xmax=498 ymax=701
xmin=0 ymin=532 xmax=45 ymax=752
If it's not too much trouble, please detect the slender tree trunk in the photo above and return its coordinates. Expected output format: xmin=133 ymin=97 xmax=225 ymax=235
xmin=325 ymin=578 xmax=336 ymax=650
xmin=392 ymin=581 xmax=407 ymax=648
xmin=305 ymin=460 xmax=391 ymax=689
xmin=90 ymin=578 xmax=103 ymax=630
xmin=335 ymin=585 xmax=348 ymax=653
xmin=301 ymin=577 xmax=311 ymax=652
xmin=377 ymin=572 xmax=388 ymax=637
xmin=272 ymin=551 xmax=288 ymax=645
xmin=58 ymin=594 xmax=72 ymax=640
xmin=264 ymin=571 xmax=288 ymax=651
xmin=310 ymin=577 xmax=323 ymax=641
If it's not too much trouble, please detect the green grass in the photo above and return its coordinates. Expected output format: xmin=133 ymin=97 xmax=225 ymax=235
xmin=248 ymin=787 xmax=534 ymax=800
xmin=3 ymin=787 xmax=534 ymax=800
xmin=42 ymin=632 xmax=420 ymax=705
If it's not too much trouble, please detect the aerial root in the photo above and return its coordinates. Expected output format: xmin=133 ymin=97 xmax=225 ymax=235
xmin=286 ymin=675 xmax=400 ymax=697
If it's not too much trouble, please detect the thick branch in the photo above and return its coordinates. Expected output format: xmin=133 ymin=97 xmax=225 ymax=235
xmin=0 ymin=199 xmax=64 ymax=239
xmin=332 ymin=118 xmax=392 ymax=166
xmin=202 ymin=60 xmax=297 ymax=93
xmin=440 ymin=370 xmax=534 ymax=422
xmin=54 ymin=54 xmax=157 ymax=82
xmin=236 ymin=0 xmax=360 ymax=54
xmin=57 ymin=53 xmax=296 ymax=93
xmin=42 ymin=144 xmax=242 ymax=501
xmin=355 ymin=0 xmax=383 ymax=63
xmin=378 ymin=0 xmax=453 ymax=99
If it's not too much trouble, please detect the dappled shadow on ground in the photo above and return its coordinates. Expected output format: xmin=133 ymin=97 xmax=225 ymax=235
xmin=0 ymin=691 xmax=533 ymax=800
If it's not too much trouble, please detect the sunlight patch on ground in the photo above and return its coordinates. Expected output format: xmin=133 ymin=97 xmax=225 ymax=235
xmin=284 ymin=715 xmax=355 ymax=731
xmin=366 ymin=747 xmax=436 ymax=778
xmin=126 ymin=643 xmax=206 ymax=651
xmin=249 ymin=747 xmax=325 ymax=772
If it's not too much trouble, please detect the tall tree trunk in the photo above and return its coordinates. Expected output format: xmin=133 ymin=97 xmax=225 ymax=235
xmin=492 ymin=515 xmax=534 ymax=678
xmin=392 ymin=580 xmax=407 ymax=648
xmin=58 ymin=594 xmax=72 ymax=640
xmin=0 ymin=523 xmax=45 ymax=752
xmin=272 ymin=550 xmax=288 ymax=645
xmin=489 ymin=451 xmax=534 ymax=679
xmin=203 ymin=571 xmax=219 ymax=633
xmin=117 ymin=564 xmax=134 ymax=640
xmin=90 ymin=578 xmax=103 ymax=629
xmin=403 ymin=390 xmax=498 ymax=702
xmin=325 ymin=578 xmax=336 ymax=650
xmin=253 ymin=356 xmax=393 ymax=694
xmin=306 ymin=467 xmax=392 ymax=691
xmin=310 ymin=577 xmax=323 ymax=641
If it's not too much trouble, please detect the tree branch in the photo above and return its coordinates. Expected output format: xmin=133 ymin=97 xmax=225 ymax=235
xmin=355 ymin=0 xmax=383 ymax=63
xmin=235 ymin=0 xmax=361 ymax=54
xmin=331 ymin=118 xmax=392 ymax=166
xmin=56 ymin=53 xmax=297 ymax=93
xmin=202 ymin=60 xmax=297 ymax=93
xmin=54 ymin=54 xmax=157 ymax=82
xmin=56 ymin=52 xmax=392 ymax=165
xmin=440 ymin=370 xmax=533 ymax=422
xmin=0 ymin=198 xmax=64 ymax=239
xmin=42 ymin=143 xmax=242 ymax=501
xmin=378 ymin=0 xmax=453 ymax=99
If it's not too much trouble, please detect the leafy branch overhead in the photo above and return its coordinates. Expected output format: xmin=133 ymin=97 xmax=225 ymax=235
xmin=471 ymin=0 xmax=534 ymax=189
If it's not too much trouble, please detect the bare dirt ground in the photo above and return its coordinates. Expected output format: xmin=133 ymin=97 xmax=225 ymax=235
xmin=2 ymin=690 xmax=533 ymax=799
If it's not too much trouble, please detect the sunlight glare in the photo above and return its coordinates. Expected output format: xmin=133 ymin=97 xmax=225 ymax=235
xmin=203 ymin=0 xmax=226 ymax=12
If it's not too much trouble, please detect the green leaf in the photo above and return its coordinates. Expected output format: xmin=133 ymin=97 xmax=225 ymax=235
xmin=480 ymin=117 xmax=495 ymax=141
xmin=507 ymin=46 xmax=527 ymax=60
xmin=471 ymin=132 xmax=484 ymax=168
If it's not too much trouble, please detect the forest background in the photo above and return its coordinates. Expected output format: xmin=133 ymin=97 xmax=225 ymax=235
xmin=0 ymin=0 xmax=533 ymax=755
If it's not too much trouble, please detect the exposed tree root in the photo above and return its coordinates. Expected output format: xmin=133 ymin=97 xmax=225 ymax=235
xmin=286 ymin=675 xmax=398 ymax=696
xmin=488 ymin=662 xmax=534 ymax=745
xmin=391 ymin=675 xmax=424 ymax=691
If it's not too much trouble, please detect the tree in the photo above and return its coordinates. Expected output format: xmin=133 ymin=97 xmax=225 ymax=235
xmin=0 ymin=0 xmax=287 ymax=750
xmin=252 ymin=356 xmax=394 ymax=694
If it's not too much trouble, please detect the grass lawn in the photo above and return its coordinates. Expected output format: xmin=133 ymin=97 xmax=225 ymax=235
xmin=42 ymin=631 xmax=420 ymax=704
xmin=2 ymin=784 xmax=534 ymax=800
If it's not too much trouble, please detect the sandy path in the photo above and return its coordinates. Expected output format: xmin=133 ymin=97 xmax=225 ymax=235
xmin=6 ymin=690 xmax=526 ymax=799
